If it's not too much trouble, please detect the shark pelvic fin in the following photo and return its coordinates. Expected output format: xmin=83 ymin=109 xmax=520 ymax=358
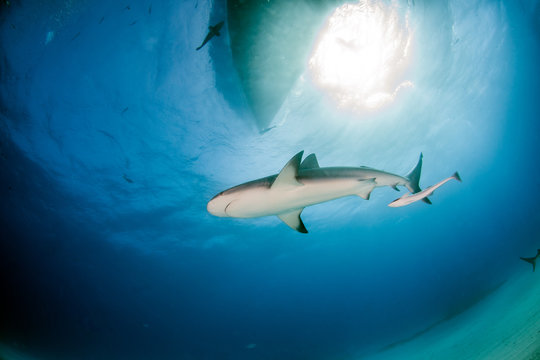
xmin=272 ymin=151 xmax=304 ymax=189
xmin=300 ymin=153 xmax=320 ymax=170
xmin=423 ymin=197 xmax=432 ymax=204
xmin=392 ymin=185 xmax=400 ymax=192
xmin=278 ymin=209 xmax=308 ymax=233
xmin=357 ymin=178 xmax=377 ymax=200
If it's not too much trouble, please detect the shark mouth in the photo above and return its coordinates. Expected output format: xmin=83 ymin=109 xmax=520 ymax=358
xmin=224 ymin=201 xmax=234 ymax=216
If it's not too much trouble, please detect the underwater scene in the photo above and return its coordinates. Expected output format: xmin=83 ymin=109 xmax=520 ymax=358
xmin=1 ymin=0 xmax=540 ymax=359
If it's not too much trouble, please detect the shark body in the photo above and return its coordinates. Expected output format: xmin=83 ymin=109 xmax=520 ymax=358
xmin=520 ymin=249 xmax=540 ymax=272
xmin=388 ymin=172 xmax=461 ymax=207
xmin=196 ymin=21 xmax=224 ymax=51
xmin=207 ymin=151 xmax=425 ymax=233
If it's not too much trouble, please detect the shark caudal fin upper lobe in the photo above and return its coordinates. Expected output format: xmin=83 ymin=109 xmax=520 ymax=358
xmin=405 ymin=153 xmax=431 ymax=204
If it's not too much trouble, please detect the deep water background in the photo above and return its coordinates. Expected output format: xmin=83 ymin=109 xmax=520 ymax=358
xmin=1 ymin=0 xmax=540 ymax=359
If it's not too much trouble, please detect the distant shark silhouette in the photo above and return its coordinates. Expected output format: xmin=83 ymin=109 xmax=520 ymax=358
xmin=520 ymin=249 xmax=540 ymax=272
xmin=389 ymin=172 xmax=461 ymax=207
xmin=196 ymin=21 xmax=224 ymax=51
xmin=207 ymin=151 xmax=425 ymax=233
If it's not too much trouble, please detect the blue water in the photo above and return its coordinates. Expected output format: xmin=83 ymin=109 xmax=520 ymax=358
xmin=1 ymin=0 xmax=539 ymax=359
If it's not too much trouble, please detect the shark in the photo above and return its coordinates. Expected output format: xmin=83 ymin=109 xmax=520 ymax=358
xmin=520 ymin=249 xmax=540 ymax=272
xmin=388 ymin=172 xmax=461 ymax=207
xmin=207 ymin=151 xmax=425 ymax=233
xmin=196 ymin=21 xmax=224 ymax=51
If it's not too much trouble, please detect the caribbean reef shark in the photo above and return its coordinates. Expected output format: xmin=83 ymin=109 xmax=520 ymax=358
xmin=196 ymin=21 xmax=224 ymax=51
xmin=388 ymin=172 xmax=461 ymax=207
xmin=207 ymin=151 xmax=425 ymax=233
xmin=520 ymin=249 xmax=540 ymax=272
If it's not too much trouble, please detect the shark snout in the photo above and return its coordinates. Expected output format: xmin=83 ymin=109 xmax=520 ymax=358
xmin=206 ymin=198 xmax=220 ymax=216
xmin=207 ymin=195 xmax=231 ymax=217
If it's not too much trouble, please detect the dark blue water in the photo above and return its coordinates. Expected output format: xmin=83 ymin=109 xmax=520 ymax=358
xmin=1 ymin=0 xmax=540 ymax=359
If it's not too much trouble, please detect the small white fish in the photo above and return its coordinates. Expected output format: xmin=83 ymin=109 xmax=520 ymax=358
xmin=388 ymin=172 xmax=461 ymax=207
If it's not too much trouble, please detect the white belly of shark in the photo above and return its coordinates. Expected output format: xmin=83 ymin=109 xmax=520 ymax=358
xmin=225 ymin=176 xmax=377 ymax=218
xmin=207 ymin=151 xmax=425 ymax=233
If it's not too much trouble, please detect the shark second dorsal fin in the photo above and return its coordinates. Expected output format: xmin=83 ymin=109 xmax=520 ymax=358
xmin=278 ymin=209 xmax=308 ymax=233
xmin=300 ymin=153 xmax=320 ymax=170
xmin=272 ymin=151 xmax=304 ymax=189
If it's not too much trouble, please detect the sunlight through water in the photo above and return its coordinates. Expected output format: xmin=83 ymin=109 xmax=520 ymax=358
xmin=309 ymin=0 xmax=413 ymax=112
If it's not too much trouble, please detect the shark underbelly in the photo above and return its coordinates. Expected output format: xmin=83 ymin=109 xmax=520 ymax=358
xmin=224 ymin=177 xmax=370 ymax=218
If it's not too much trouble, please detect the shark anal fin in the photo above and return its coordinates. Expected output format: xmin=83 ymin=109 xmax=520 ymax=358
xmin=357 ymin=178 xmax=376 ymax=200
xmin=272 ymin=151 xmax=304 ymax=189
xmin=278 ymin=209 xmax=308 ymax=233
xmin=300 ymin=153 xmax=320 ymax=170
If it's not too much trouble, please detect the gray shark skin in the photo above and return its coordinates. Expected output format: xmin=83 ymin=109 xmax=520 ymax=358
xmin=388 ymin=172 xmax=462 ymax=207
xmin=196 ymin=21 xmax=224 ymax=51
xmin=207 ymin=151 xmax=424 ymax=233
xmin=520 ymin=249 xmax=540 ymax=272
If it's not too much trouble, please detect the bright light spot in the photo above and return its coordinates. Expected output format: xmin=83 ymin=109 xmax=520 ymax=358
xmin=309 ymin=0 xmax=413 ymax=112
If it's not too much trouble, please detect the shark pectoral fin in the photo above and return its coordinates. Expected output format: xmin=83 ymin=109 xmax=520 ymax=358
xmin=300 ymin=153 xmax=320 ymax=170
xmin=423 ymin=197 xmax=432 ymax=205
xmin=278 ymin=209 xmax=308 ymax=233
xmin=357 ymin=178 xmax=377 ymax=200
xmin=520 ymin=257 xmax=536 ymax=272
xmin=272 ymin=151 xmax=304 ymax=189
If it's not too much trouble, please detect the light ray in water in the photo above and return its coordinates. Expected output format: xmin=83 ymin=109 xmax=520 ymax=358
xmin=309 ymin=0 xmax=413 ymax=113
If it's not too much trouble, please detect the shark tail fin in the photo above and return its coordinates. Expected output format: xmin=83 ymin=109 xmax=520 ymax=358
xmin=405 ymin=153 xmax=423 ymax=194
xmin=520 ymin=257 xmax=536 ymax=272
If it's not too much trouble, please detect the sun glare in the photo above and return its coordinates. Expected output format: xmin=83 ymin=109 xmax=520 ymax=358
xmin=309 ymin=0 xmax=413 ymax=112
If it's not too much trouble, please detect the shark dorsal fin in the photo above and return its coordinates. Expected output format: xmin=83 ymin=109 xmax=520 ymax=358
xmin=278 ymin=208 xmax=308 ymax=233
xmin=300 ymin=153 xmax=320 ymax=170
xmin=271 ymin=151 xmax=304 ymax=189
